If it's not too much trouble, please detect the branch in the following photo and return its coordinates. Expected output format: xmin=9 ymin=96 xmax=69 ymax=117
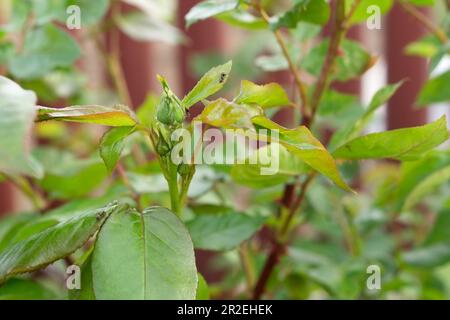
xmin=252 ymin=241 xmax=284 ymax=300
xmin=239 ymin=243 xmax=256 ymax=295
xmin=257 ymin=5 xmax=310 ymax=118
xmin=308 ymin=0 xmax=348 ymax=125
xmin=252 ymin=0 xmax=359 ymax=300
xmin=398 ymin=0 xmax=448 ymax=44
xmin=252 ymin=174 xmax=315 ymax=299
xmin=279 ymin=173 xmax=315 ymax=237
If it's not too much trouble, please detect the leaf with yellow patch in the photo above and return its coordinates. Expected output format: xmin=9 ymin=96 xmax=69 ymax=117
xmin=36 ymin=105 xmax=138 ymax=127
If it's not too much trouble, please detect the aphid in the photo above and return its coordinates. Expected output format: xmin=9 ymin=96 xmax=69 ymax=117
xmin=219 ymin=72 xmax=227 ymax=84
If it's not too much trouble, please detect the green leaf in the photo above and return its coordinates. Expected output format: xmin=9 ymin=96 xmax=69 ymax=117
xmin=403 ymin=204 xmax=450 ymax=268
xmin=217 ymin=10 xmax=267 ymax=30
xmin=291 ymin=21 xmax=321 ymax=41
xmin=100 ymin=126 xmax=136 ymax=174
xmin=272 ymin=0 xmax=331 ymax=29
xmin=185 ymin=0 xmax=240 ymax=27
xmin=37 ymin=104 xmax=138 ymax=126
xmin=9 ymin=24 xmax=81 ymax=79
xmin=0 ymin=76 xmax=43 ymax=178
xmin=405 ymin=37 xmax=441 ymax=58
xmin=0 ymin=202 xmax=120 ymax=285
xmin=33 ymin=147 xmax=107 ymax=199
xmin=182 ymin=61 xmax=232 ymax=109
xmin=347 ymin=0 xmax=393 ymax=24
xmin=417 ymin=71 xmax=450 ymax=106
xmin=0 ymin=42 xmax=14 ymax=65
xmin=236 ymin=80 xmax=290 ymax=108
xmin=0 ymin=278 xmax=58 ymax=300
xmin=395 ymin=151 xmax=450 ymax=211
xmin=0 ymin=213 xmax=37 ymax=253
xmin=92 ymin=206 xmax=197 ymax=299
xmin=137 ymin=95 xmax=159 ymax=128
xmin=68 ymin=252 xmax=95 ymax=300
xmin=30 ymin=0 xmax=109 ymax=26
xmin=367 ymin=81 xmax=404 ymax=113
xmin=187 ymin=212 xmax=266 ymax=251
xmin=196 ymin=273 xmax=210 ymax=300
xmin=424 ymin=206 xmax=450 ymax=246
xmin=32 ymin=0 xmax=67 ymax=25
xmin=230 ymin=143 xmax=307 ymax=188
xmin=195 ymin=98 xmax=263 ymax=128
xmin=6 ymin=186 xmax=132 ymax=246
xmin=333 ymin=116 xmax=449 ymax=161
xmin=402 ymin=165 xmax=450 ymax=211
xmin=402 ymin=244 xmax=450 ymax=268
xmin=67 ymin=0 xmax=110 ymax=26
xmin=252 ymin=117 xmax=352 ymax=191
xmin=330 ymin=81 xmax=404 ymax=149
xmin=115 ymin=12 xmax=185 ymax=45
xmin=301 ymin=39 xmax=372 ymax=81
xmin=406 ymin=0 xmax=435 ymax=5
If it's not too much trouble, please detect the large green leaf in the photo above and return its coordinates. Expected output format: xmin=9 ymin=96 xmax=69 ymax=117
xmin=185 ymin=0 xmax=240 ymax=27
xmin=417 ymin=71 xmax=450 ymax=106
xmin=301 ymin=39 xmax=372 ymax=81
xmin=197 ymin=106 xmax=350 ymax=190
xmin=236 ymin=80 xmax=290 ymax=108
xmin=333 ymin=116 xmax=449 ymax=161
xmin=252 ymin=117 xmax=351 ymax=191
xmin=0 ymin=202 xmax=120 ymax=285
xmin=187 ymin=212 xmax=266 ymax=251
xmin=92 ymin=206 xmax=197 ymax=299
xmin=100 ymin=126 xmax=136 ymax=174
xmin=0 ymin=76 xmax=43 ymax=178
xmin=5 ymin=186 xmax=132 ymax=246
xmin=9 ymin=24 xmax=80 ymax=79
xmin=37 ymin=104 xmax=138 ymax=126
xmin=272 ymin=0 xmax=331 ymax=29
xmin=182 ymin=61 xmax=232 ymax=109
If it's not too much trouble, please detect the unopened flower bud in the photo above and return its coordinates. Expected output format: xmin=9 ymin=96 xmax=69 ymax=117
xmin=156 ymin=95 xmax=185 ymax=126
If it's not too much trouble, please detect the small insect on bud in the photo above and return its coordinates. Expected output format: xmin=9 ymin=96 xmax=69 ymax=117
xmin=156 ymin=95 xmax=185 ymax=126
xmin=177 ymin=163 xmax=191 ymax=177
